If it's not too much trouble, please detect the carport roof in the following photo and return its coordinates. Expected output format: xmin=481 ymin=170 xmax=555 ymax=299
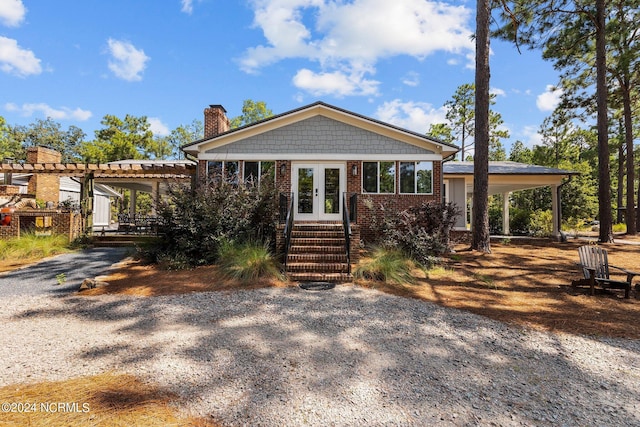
xmin=443 ymin=161 xmax=577 ymax=176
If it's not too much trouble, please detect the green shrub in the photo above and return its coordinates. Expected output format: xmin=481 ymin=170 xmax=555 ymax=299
xmin=379 ymin=201 xmax=460 ymax=267
xmin=218 ymin=240 xmax=281 ymax=283
xmin=612 ymin=223 xmax=626 ymax=233
xmin=529 ymin=209 xmax=553 ymax=237
xmin=354 ymin=247 xmax=415 ymax=284
xmin=509 ymin=207 xmax=531 ymax=236
xmin=155 ymin=178 xmax=278 ymax=268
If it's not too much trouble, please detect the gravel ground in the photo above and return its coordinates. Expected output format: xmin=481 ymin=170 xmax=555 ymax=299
xmin=1 ymin=285 xmax=639 ymax=426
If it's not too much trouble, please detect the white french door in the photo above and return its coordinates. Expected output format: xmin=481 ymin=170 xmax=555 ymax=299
xmin=292 ymin=163 xmax=346 ymax=221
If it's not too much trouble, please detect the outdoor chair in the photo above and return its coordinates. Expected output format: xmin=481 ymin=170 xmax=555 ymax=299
xmin=572 ymin=245 xmax=639 ymax=299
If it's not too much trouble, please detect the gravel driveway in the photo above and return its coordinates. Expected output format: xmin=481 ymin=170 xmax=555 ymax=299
xmin=0 ymin=247 xmax=130 ymax=297
xmin=1 ymin=285 xmax=639 ymax=426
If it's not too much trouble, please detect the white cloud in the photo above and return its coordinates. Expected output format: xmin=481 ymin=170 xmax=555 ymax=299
xmin=148 ymin=117 xmax=170 ymax=136
xmin=181 ymin=0 xmax=203 ymax=14
xmin=293 ymin=67 xmax=379 ymax=97
xmin=490 ymin=87 xmax=506 ymax=97
xmin=0 ymin=0 xmax=26 ymax=27
xmin=536 ymin=85 xmax=563 ymax=112
xmin=374 ymin=99 xmax=447 ymax=134
xmin=5 ymin=102 xmax=92 ymax=121
xmin=106 ymin=38 xmax=149 ymax=82
xmin=402 ymin=71 xmax=420 ymax=87
xmin=521 ymin=124 xmax=543 ymax=147
xmin=0 ymin=36 xmax=41 ymax=77
xmin=240 ymin=0 xmax=474 ymax=97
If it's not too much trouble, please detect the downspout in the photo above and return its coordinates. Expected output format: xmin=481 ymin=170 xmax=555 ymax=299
xmin=556 ymin=175 xmax=572 ymax=241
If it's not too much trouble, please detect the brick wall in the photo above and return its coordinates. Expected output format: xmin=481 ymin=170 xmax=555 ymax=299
xmin=0 ymin=211 xmax=82 ymax=241
xmin=348 ymin=160 xmax=443 ymax=244
xmin=26 ymin=146 xmax=61 ymax=204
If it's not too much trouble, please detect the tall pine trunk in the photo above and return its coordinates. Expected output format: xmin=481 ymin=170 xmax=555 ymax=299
xmin=622 ymin=85 xmax=637 ymax=234
xmin=596 ymin=0 xmax=614 ymax=243
xmin=471 ymin=0 xmax=491 ymax=253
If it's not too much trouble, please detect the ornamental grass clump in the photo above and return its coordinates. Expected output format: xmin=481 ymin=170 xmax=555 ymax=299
xmin=0 ymin=232 xmax=70 ymax=261
xmin=354 ymin=247 xmax=415 ymax=285
xmin=218 ymin=240 xmax=282 ymax=284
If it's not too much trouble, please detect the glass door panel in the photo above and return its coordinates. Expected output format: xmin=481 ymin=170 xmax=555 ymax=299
xmin=323 ymin=168 xmax=340 ymax=214
xmin=297 ymin=167 xmax=314 ymax=214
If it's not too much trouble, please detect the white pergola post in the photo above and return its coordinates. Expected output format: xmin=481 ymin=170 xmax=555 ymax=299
xmin=129 ymin=189 xmax=137 ymax=218
xmin=551 ymin=184 xmax=560 ymax=237
xmin=503 ymin=192 xmax=510 ymax=235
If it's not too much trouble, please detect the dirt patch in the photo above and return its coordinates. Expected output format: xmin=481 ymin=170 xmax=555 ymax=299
xmin=91 ymin=240 xmax=640 ymax=339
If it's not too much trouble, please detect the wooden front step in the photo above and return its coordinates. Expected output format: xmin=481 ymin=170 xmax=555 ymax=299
xmin=286 ymin=222 xmax=352 ymax=283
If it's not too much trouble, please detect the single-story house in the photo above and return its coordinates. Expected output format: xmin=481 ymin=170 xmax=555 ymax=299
xmin=183 ymin=101 xmax=459 ymax=243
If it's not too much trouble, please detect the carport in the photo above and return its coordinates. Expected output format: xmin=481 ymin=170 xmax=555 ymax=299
xmin=443 ymin=161 xmax=577 ymax=238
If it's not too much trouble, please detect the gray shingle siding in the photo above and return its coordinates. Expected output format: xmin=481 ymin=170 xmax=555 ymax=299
xmin=205 ymin=116 xmax=434 ymax=155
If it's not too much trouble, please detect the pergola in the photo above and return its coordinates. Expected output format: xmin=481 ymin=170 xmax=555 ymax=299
xmin=1 ymin=160 xmax=196 ymax=233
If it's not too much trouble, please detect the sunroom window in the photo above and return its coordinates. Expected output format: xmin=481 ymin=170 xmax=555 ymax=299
xmin=399 ymin=161 xmax=433 ymax=194
xmin=362 ymin=161 xmax=395 ymax=194
xmin=243 ymin=161 xmax=275 ymax=184
xmin=206 ymin=161 xmax=239 ymax=183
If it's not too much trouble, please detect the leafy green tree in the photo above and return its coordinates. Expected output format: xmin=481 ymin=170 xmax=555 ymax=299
xmin=0 ymin=116 xmax=23 ymax=161
xmin=79 ymin=114 xmax=153 ymax=163
xmin=230 ymin=100 xmax=273 ymax=129
xmin=8 ymin=118 xmax=85 ymax=162
xmin=431 ymin=83 xmax=509 ymax=162
xmin=159 ymin=120 xmax=203 ymax=160
xmin=427 ymin=123 xmax=454 ymax=145
xmin=495 ymin=0 xmax=614 ymax=242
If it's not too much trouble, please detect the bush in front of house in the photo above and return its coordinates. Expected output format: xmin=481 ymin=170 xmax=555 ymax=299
xmin=377 ymin=201 xmax=461 ymax=268
xmin=154 ymin=178 xmax=278 ymax=268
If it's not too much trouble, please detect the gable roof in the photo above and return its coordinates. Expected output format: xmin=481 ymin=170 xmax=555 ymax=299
xmin=182 ymin=101 xmax=459 ymax=157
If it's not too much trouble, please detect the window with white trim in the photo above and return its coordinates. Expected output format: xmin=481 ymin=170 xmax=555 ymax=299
xmin=399 ymin=161 xmax=433 ymax=194
xmin=362 ymin=161 xmax=395 ymax=194
xmin=206 ymin=161 xmax=239 ymax=183
xmin=243 ymin=161 xmax=275 ymax=185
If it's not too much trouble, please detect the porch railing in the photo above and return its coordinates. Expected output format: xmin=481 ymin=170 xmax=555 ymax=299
xmin=342 ymin=192 xmax=354 ymax=274
xmin=282 ymin=192 xmax=295 ymax=268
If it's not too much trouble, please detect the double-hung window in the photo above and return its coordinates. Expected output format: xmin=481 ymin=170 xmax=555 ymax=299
xmin=362 ymin=161 xmax=395 ymax=194
xmin=399 ymin=161 xmax=433 ymax=194
xmin=243 ymin=161 xmax=275 ymax=185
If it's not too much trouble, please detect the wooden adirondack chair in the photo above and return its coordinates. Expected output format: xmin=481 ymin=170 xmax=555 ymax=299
xmin=573 ymin=245 xmax=639 ymax=299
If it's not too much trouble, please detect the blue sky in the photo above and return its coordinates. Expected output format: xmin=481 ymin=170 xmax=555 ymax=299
xmin=0 ymin=0 xmax=563 ymax=155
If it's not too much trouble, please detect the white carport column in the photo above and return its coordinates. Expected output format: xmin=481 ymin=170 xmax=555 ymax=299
xmin=551 ymin=184 xmax=559 ymax=237
xmin=503 ymin=192 xmax=510 ymax=235
xmin=129 ymin=189 xmax=137 ymax=218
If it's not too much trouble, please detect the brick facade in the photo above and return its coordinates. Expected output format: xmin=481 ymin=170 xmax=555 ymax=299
xmin=26 ymin=146 xmax=61 ymax=203
xmin=0 ymin=210 xmax=82 ymax=241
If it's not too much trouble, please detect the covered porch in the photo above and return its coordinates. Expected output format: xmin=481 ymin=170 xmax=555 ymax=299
xmin=443 ymin=161 xmax=577 ymax=238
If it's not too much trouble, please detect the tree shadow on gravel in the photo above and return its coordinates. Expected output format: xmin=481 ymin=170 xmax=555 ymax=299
xmin=5 ymin=285 xmax=640 ymax=426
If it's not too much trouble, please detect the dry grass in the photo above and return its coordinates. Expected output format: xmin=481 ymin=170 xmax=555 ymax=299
xmin=0 ymin=372 xmax=219 ymax=426
xmin=90 ymin=239 xmax=640 ymax=339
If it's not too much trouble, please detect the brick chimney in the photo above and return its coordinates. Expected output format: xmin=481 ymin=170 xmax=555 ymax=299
xmin=204 ymin=104 xmax=230 ymax=139
xmin=27 ymin=146 xmax=61 ymax=204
